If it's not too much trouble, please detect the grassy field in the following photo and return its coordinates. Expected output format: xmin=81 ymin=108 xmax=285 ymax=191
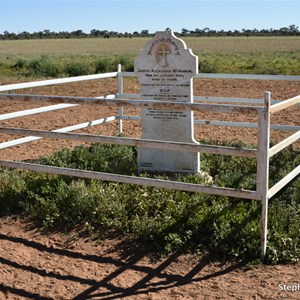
xmin=0 ymin=36 xmax=300 ymax=55
xmin=0 ymin=36 xmax=300 ymax=77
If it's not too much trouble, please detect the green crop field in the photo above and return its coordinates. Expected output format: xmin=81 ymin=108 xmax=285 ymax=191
xmin=0 ymin=36 xmax=300 ymax=77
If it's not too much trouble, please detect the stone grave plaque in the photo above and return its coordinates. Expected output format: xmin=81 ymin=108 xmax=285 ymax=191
xmin=134 ymin=30 xmax=199 ymax=173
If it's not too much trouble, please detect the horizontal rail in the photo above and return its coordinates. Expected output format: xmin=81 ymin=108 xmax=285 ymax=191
xmin=0 ymin=93 xmax=262 ymax=114
xmin=268 ymin=124 xmax=300 ymax=131
xmin=194 ymin=120 xmax=300 ymax=132
xmin=0 ymin=104 xmax=78 ymax=121
xmin=194 ymin=96 xmax=300 ymax=107
xmin=195 ymin=96 xmax=264 ymax=105
xmin=96 ymin=94 xmax=116 ymax=99
xmin=121 ymin=72 xmax=137 ymax=77
xmin=0 ymin=116 xmax=117 ymax=149
xmin=0 ymin=72 xmax=118 ymax=92
xmin=270 ymin=95 xmax=300 ymax=114
xmin=120 ymin=116 xmax=300 ymax=132
xmin=1 ymin=71 xmax=298 ymax=93
xmin=121 ymin=93 xmax=141 ymax=99
xmin=0 ymin=160 xmax=259 ymax=200
xmin=121 ymin=72 xmax=300 ymax=81
xmin=121 ymin=115 xmax=141 ymax=121
xmin=268 ymin=164 xmax=300 ymax=199
xmin=0 ymin=127 xmax=257 ymax=157
xmin=121 ymin=93 xmax=269 ymax=104
xmin=120 ymin=93 xmax=300 ymax=108
xmin=269 ymin=130 xmax=300 ymax=158
xmin=195 ymin=73 xmax=300 ymax=81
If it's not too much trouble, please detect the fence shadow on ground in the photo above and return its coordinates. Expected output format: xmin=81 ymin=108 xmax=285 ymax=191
xmin=0 ymin=230 xmax=245 ymax=300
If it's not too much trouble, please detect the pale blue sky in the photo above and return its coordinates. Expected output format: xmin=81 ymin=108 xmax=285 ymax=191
xmin=1 ymin=0 xmax=299 ymax=34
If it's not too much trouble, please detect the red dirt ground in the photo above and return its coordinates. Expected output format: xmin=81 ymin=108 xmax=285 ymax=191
xmin=0 ymin=78 xmax=300 ymax=299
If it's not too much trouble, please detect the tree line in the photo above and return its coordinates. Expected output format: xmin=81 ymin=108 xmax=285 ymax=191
xmin=1 ymin=25 xmax=299 ymax=40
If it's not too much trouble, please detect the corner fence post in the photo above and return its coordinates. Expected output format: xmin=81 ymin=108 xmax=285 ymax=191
xmin=257 ymin=91 xmax=271 ymax=260
xmin=117 ymin=64 xmax=124 ymax=135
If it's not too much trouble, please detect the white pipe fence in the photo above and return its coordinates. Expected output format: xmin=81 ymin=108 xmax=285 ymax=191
xmin=0 ymin=66 xmax=299 ymax=260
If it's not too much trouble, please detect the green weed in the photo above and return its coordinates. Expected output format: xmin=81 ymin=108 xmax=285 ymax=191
xmin=0 ymin=142 xmax=299 ymax=264
xmin=0 ymin=49 xmax=299 ymax=79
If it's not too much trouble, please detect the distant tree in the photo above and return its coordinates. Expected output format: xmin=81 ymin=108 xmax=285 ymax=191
xmin=19 ymin=31 xmax=30 ymax=39
xmin=43 ymin=29 xmax=51 ymax=37
xmin=181 ymin=28 xmax=190 ymax=36
xmin=91 ymin=29 xmax=101 ymax=37
xmin=108 ymin=31 xmax=118 ymax=37
xmin=233 ymin=30 xmax=240 ymax=36
xmin=1 ymin=24 xmax=299 ymax=40
xmin=60 ymin=31 xmax=71 ymax=39
xmin=194 ymin=28 xmax=202 ymax=35
xmin=3 ymin=31 xmax=16 ymax=39
xmin=103 ymin=30 xmax=109 ymax=38
xmin=141 ymin=29 xmax=149 ymax=36
xmin=289 ymin=24 xmax=299 ymax=35
xmin=218 ymin=29 xmax=226 ymax=36
xmin=72 ymin=30 xmax=85 ymax=37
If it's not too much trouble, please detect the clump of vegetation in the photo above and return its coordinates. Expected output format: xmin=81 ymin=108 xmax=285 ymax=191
xmin=1 ymin=54 xmax=135 ymax=78
xmin=1 ymin=46 xmax=299 ymax=79
xmin=0 ymin=141 xmax=299 ymax=264
xmin=198 ymin=51 xmax=300 ymax=75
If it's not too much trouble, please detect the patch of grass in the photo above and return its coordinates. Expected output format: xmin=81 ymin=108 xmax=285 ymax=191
xmin=198 ymin=51 xmax=300 ymax=75
xmin=1 ymin=37 xmax=300 ymax=56
xmin=0 ymin=37 xmax=299 ymax=78
xmin=0 ymin=141 xmax=299 ymax=264
xmin=0 ymin=54 xmax=135 ymax=78
xmin=0 ymin=169 xmax=26 ymax=216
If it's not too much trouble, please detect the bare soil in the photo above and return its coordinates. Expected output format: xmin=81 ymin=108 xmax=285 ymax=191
xmin=0 ymin=78 xmax=300 ymax=299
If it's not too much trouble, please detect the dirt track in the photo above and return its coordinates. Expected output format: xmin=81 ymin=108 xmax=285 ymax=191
xmin=0 ymin=78 xmax=300 ymax=299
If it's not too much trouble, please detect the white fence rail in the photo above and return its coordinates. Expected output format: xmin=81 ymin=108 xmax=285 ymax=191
xmin=0 ymin=72 xmax=118 ymax=92
xmin=0 ymin=66 xmax=299 ymax=259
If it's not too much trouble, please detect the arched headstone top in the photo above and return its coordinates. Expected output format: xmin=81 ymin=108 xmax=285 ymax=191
xmin=135 ymin=30 xmax=198 ymax=84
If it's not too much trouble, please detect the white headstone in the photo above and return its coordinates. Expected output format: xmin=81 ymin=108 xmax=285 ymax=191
xmin=134 ymin=31 xmax=200 ymax=173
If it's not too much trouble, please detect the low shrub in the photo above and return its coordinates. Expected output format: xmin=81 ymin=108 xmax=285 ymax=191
xmin=0 ymin=142 xmax=299 ymax=264
xmin=64 ymin=61 xmax=93 ymax=76
xmin=0 ymin=54 xmax=135 ymax=78
xmin=0 ymin=169 xmax=26 ymax=216
xmin=94 ymin=55 xmax=134 ymax=73
xmin=24 ymin=55 xmax=61 ymax=77
xmin=198 ymin=51 xmax=300 ymax=75
xmin=2 ymin=50 xmax=299 ymax=79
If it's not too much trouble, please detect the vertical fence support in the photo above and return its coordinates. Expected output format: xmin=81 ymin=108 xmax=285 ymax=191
xmin=117 ymin=64 xmax=124 ymax=135
xmin=257 ymin=91 xmax=271 ymax=260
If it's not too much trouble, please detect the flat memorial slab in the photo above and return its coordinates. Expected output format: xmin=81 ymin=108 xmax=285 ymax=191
xmin=134 ymin=30 xmax=200 ymax=173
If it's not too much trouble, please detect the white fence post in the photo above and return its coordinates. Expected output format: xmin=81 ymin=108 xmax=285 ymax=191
xmin=257 ymin=91 xmax=271 ymax=260
xmin=117 ymin=64 xmax=124 ymax=135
